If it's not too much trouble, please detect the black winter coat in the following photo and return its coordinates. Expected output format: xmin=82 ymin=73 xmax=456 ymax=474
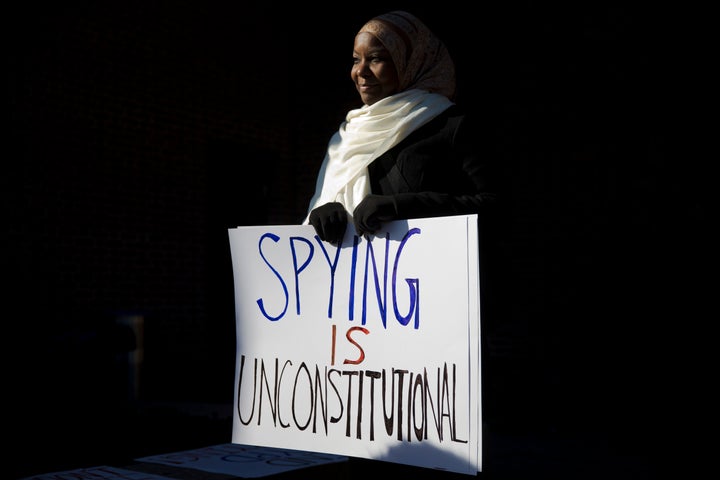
xmin=368 ymin=104 xmax=503 ymax=332
xmin=367 ymin=104 xmax=496 ymax=219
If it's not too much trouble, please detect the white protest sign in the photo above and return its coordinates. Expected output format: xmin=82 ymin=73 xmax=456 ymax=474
xmin=228 ymin=215 xmax=482 ymax=474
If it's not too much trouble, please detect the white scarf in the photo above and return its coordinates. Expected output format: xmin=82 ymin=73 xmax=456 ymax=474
xmin=302 ymin=89 xmax=454 ymax=224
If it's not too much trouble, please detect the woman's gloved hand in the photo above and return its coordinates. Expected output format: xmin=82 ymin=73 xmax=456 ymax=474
xmin=308 ymin=202 xmax=348 ymax=245
xmin=353 ymin=194 xmax=397 ymax=236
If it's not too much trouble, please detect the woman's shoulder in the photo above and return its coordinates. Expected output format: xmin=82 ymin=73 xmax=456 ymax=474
xmin=397 ymin=103 xmax=473 ymax=148
xmin=443 ymin=103 xmax=465 ymax=117
xmin=423 ymin=104 xmax=473 ymax=136
xmin=441 ymin=103 xmax=486 ymax=137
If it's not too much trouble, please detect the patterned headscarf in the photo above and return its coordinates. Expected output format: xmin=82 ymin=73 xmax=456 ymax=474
xmin=358 ymin=11 xmax=456 ymax=100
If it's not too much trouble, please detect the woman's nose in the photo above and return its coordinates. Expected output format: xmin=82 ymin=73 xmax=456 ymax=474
xmin=356 ymin=60 xmax=371 ymax=76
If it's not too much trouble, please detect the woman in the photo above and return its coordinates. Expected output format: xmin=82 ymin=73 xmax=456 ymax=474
xmin=304 ymin=10 xmax=496 ymax=245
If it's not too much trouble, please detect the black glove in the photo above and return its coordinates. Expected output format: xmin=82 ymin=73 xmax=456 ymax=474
xmin=308 ymin=202 xmax=348 ymax=245
xmin=353 ymin=194 xmax=397 ymax=236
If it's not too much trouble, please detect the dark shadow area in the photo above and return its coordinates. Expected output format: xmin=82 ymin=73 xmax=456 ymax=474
xmin=6 ymin=1 xmax=693 ymax=478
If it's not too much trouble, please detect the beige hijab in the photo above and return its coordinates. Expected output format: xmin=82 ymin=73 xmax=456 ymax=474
xmin=358 ymin=10 xmax=456 ymax=99
xmin=303 ymin=11 xmax=456 ymax=224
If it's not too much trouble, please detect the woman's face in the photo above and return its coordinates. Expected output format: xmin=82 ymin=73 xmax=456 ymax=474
xmin=351 ymin=32 xmax=400 ymax=106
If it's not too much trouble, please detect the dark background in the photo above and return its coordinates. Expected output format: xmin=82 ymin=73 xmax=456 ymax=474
xmin=7 ymin=1 xmax=700 ymax=478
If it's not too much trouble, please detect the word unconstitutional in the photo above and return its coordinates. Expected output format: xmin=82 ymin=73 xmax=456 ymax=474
xmin=236 ymin=354 xmax=468 ymax=445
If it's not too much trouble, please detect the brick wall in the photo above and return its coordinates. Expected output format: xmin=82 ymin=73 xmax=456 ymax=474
xmin=7 ymin=2 xmax=684 ymax=447
xmin=8 ymin=2 xmax=316 ymax=403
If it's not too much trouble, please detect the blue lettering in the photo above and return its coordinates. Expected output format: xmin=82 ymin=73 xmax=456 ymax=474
xmin=256 ymin=233 xmax=289 ymax=321
xmin=393 ymin=228 xmax=421 ymax=329
xmin=290 ymin=236 xmax=314 ymax=315
xmin=314 ymin=236 xmax=342 ymax=319
xmin=254 ymin=229 xmax=421 ymax=329
xmin=361 ymin=234 xmax=390 ymax=327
